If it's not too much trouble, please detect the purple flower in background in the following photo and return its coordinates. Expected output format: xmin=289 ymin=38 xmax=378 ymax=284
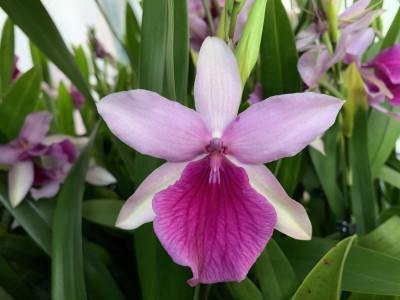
xmin=12 ymin=56 xmax=21 ymax=81
xmin=97 ymin=37 xmax=343 ymax=285
xmin=188 ymin=0 xmax=253 ymax=51
xmin=362 ymin=44 xmax=400 ymax=106
xmin=0 ymin=112 xmax=75 ymax=207
xmin=70 ymin=86 xmax=85 ymax=110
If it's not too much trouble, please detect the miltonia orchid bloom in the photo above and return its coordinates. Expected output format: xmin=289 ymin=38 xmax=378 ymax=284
xmin=0 ymin=112 xmax=75 ymax=207
xmin=97 ymin=37 xmax=343 ymax=285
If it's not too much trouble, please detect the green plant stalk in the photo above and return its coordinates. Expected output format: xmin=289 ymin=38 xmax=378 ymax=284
xmin=228 ymin=0 xmax=241 ymax=42
xmin=201 ymin=0 xmax=215 ymax=35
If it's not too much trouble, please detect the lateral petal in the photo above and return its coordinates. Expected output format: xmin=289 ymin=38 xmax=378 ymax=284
xmin=194 ymin=37 xmax=242 ymax=137
xmin=116 ymin=161 xmax=190 ymax=229
xmin=223 ymin=93 xmax=343 ymax=164
xmin=9 ymin=160 xmax=34 ymax=207
xmin=19 ymin=111 xmax=52 ymax=146
xmin=97 ymin=90 xmax=211 ymax=162
xmin=229 ymin=157 xmax=311 ymax=240
xmin=153 ymin=156 xmax=276 ymax=286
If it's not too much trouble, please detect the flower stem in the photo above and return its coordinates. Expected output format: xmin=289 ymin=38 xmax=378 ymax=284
xmin=228 ymin=0 xmax=241 ymax=42
xmin=318 ymin=78 xmax=345 ymax=99
xmin=201 ymin=0 xmax=215 ymax=36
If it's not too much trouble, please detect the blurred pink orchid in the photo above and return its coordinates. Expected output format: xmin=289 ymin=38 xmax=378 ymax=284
xmin=97 ymin=37 xmax=343 ymax=285
xmin=297 ymin=0 xmax=383 ymax=88
xmin=0 ymin=112 xmax=75 ymax=207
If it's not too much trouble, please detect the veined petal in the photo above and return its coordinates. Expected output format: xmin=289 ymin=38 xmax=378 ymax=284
xmin=9 ymin=160 xmax=34 ymax=207
xmin=153 ymin=156 xmax=276 ymax=286
xmin=194 ymin=37 xmax=242 ymax=138
xmin=116 ymin=161 xmax=191 ymax=229
xmin=223 ymin=93 xmax=344 ymax=164
xmin=97 ymin=90 xmax=211 ymax=162
xmin=229 ymin=156 xmax=311 ymax=240
xmin=338 ymin=0 xmax=370 ymax=24
xmin=19 ymin=111 xmax=52 ymax=146
xmin=85 ymin=166 xmax=117 ymax=186
xmin=0 ymin=143 xmax=19 ymax=165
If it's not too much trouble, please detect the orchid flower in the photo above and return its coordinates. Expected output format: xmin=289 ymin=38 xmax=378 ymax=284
xmin=0 ymin=112 xmax=75 ymax=207
xmin=12 ymin=56 xmax=22 ymax=81
xmin=297 ymin=0 xmax=383 ymax=88
xmin=30 ymin=135 xmax=117 ymax=200
xmin=97 ymin=37 xmax=343 ymax=285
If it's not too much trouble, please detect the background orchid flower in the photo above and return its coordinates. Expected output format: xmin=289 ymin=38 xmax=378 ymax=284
xmin=297 ymin=0 xmax=383 ymax=88
xmin=97 ymin=37 xmax=343 ymax=285
xmin=30 ymin=135 xmax=117 ymax=200
xmin=0 ymin=111 xmax=74 ymax=207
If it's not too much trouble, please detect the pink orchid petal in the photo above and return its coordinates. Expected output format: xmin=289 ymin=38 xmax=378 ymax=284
xmin=31 ymin=181 xmax=61 ymax=200
xmin=116 ymin=161 xmax=191 ymax=229
xmin=363 ymin=44 xmax=400 ymax=84
xmin=153 ymin=156 xmax=276 ymax=286
xmin=223 ymin=93 xmax=344 ymax=164
xmin=194 ymin=37 xmax=242 ymax=137
xmin=298 ymin=47 xmax=330 ymax=88
xmin=343 ymin=28 xmax=374 ymax=65
xmin=0 ymin=143 xmax=19 ymax=165
xmin=338 ymin=0 xmax=370 ymax=23
xmin=97 ymin=90 xmax=211 ymax=162
xmin=19 ymin=111 xmax=52 ymax=146
xmin=360 ymin=68 xmax=393 ymax=99
xmin=247 ymin=83 xmax=263 ymax=105
xmin=85 ymin=166 xmax=117 ymax=186
xmin=9 ymin=160 xmax=34 ymax=207
xmin=296 ymin=24 xmax=321 ymax=52
xmin=228 ymin=156 xmax=311 ymax=240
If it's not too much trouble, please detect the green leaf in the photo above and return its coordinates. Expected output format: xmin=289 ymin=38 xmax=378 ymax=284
xmin=368 ymin=104 xmax=400 ymax=179
xmin=219 ymin=278 xmax=263 ymax=300
xmin=172 ymin=0 xmax=189 ymax=103
xmin=139 ymin=0 xmax=167 ymax=94
xmin=56 ymin=81 xmax=75 ymax=135
xmin=275 ymin=153 xmax=302 ymax=197
xmin=0 ymin=175 xmax=126 ymax=299
xmin=343 ymin=64 xmax=376 ymax=236
xmin=30 ymin=42 xmax=50 ymax=84
xmin=73 ymin=46 xmax=89 ymax=83
xmin=292 ymin=236 xmax=356 ymax=300
xmin=0 ymin=185 xmax=52 ymax=255
xmin=359 ymin=216 xmax=400 ymax=259
xmin=381 ymin=6 xmax=400 ymax=50
xmin=114 ymin=66 xmax=129 ymax=93
xmin=165 ymin=0 xmax=177 ymax=101
xmin=82 ymin=199 xmax=124 ymax=228
xmin=0 ymin=0 xmax=94 ymax=105
xmin=349 ymin=293 xmax=399 ymax=300
xmin=278 ymin=238 xmax=400 ymax=296
xmin=0 ymin=66 xmax=42 ymax=139
xmin=309 ymin=122 xmax=346 ymax=218
xmin=0 ymin=18 xmax=15 ymax=96
xmin=125 ymin=3 xmax=140 ymax=69
xmin=378 ymin=166 xmax=400 ymax=190
xmin=52 ymin=122 xmax=99 ymax=300
xmin=254 ymin=238 xmax=298 ymax=300
xmin=235 ymin=0 xmax=267 ymax=86
xmin=260 ymin=0 xmax=301 ymax=97
xmin=83 ymin=240 xmax=126 ymax=300
xmin=0 ymin=254 xmax=32 ymax=299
